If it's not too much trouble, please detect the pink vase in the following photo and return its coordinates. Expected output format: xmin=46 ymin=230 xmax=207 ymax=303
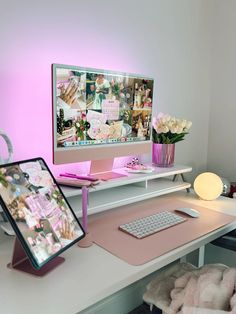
xmin=152 ymin=143 xmax=175 ymax=167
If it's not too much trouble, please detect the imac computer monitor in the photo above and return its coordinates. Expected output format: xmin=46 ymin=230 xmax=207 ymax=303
xmin=52 ymin=64 xmax=154 ymax=177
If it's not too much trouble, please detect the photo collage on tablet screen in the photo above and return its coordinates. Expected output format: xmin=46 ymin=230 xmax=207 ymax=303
xmin=0 ymin=160 xmax=83 ymax=265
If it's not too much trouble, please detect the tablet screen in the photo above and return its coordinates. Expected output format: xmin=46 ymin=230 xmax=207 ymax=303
xmin=0 ymin=158 xmax=85 ymax=268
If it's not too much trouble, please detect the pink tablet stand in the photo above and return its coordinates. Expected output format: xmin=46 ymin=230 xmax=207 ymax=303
xmin=7 ymin=237 xmax=65 ymax=277
xmin=78 ymin=186 xmax=93 ymax=248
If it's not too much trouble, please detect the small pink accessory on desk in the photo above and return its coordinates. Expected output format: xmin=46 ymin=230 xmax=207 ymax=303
xmin=60 ymin=173 xmax=100 ymax=182
xmin=56 ymin=177 xmax=90 ymax=187
xmin=57 ymin=177 xmax=99 ymax=188
xmin=57 ymin=173 xmax=100 ymax=188
xmin=126 ymin=157 xmax=153 ymax=173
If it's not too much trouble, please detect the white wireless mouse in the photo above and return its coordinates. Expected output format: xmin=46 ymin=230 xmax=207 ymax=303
xmin=175 ymin=207 xmax=200 ymax=218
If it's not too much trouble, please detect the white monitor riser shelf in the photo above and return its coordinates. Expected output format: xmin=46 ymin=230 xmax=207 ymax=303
xmin=62 ymin=164 xmax=192 ymax=217
xmin=0 ymin=164 xmax=192 ymax=217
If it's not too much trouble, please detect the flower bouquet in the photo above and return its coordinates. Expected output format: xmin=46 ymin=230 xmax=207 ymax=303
xmin=152 ymin=113 xmax=192 ymax=144
xmin=152 ymin=113 xmax=192 ymax=167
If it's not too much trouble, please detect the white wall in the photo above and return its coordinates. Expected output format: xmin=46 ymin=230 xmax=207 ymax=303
xmin=0 ymin=0 xmax=211 ymax=180
xmin=208 ymin=0 xmax=236 ymax=182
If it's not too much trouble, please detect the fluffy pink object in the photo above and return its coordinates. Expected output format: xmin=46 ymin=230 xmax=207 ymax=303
xmin=143 ymin=263 xmax=236 ymax=314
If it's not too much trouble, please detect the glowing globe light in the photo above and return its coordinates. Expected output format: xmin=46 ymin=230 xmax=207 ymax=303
xmin=194 ymin=172 xmax=223 ymax=201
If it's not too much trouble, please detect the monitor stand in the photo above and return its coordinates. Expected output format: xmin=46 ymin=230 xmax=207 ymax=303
xmin=7 ymin=237 xmax=65 ymax=277
xmin=89 ymin=158 xmax=127 ymax=181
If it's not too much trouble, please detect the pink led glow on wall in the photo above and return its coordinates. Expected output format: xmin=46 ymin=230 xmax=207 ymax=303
xmin=0 ymin=37 xmax=137 ymax=175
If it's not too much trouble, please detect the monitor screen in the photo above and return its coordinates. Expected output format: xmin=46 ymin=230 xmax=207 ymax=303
xmin=0 ymin=158 xmax=85 ymax=269
xmin=52 ymin=64 xmax=154 ymax=165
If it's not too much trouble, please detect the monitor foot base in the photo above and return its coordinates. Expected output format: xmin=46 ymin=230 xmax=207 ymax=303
xmin=91 ymin=171 xmax=127 ymax=181
xmin=90 ymin=158 xmax=127 ymax=181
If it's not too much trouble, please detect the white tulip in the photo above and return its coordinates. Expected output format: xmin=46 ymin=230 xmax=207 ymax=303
xmin=162 ymin=125 xmax=169 ymax=133
xmin=170 ymin=127 xmax=177 ymax=134
xmin=185 ymin=121 xmax=192 ymax=130
xmin=176 ymin=119 xmax=181 ymax=126
xmin=167 ymin=121 xmax=173 ymax=129
xmin=161 ymin=114 xmax=171 ymax=123
xmin=157 ymin=112 xmax=165 ymax=119
xmin=180 ymin=119 xmax=187 ymax=128
xmin=152 ymin=117 xmax=158 ymax=128
xmin=176 ymin=126 xmax=184 ymax=134
xmin=153 ymin=113 xmax=192 ymax=142
xmin=156 ymin=125 xmax=169 ymax=134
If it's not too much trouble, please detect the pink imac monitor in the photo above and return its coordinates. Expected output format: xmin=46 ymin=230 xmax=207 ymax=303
xmin=52 ymin=64 xmax=154 ymax=178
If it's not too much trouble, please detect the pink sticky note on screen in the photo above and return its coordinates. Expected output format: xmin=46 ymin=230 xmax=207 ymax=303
xmin=102 ymin=100 xmax=119 ymax=120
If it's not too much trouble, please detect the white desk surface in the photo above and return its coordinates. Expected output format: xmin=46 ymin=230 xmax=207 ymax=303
xmin=0 ymin=192 xmax=236 ymax=314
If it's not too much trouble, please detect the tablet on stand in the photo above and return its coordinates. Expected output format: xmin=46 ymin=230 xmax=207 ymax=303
xmin=0 ymin=157 xmax=85 ymax=276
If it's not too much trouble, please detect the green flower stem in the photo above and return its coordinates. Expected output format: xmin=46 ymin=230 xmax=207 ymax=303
xmin=152 ymin=128 xmax=188 ymax=144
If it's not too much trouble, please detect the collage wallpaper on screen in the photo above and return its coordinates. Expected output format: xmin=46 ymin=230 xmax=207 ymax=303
xmin=0 ymin=160 xmax=83 ymax=266
xmin=55 ymin=68 xmax=153 ymax=148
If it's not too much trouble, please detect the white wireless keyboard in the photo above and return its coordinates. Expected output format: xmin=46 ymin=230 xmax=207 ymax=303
xmin=119 ymin=211 xmax=187 ymax=239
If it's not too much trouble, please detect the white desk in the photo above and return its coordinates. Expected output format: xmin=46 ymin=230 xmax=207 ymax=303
xmin=0 ymin=192 xmax=236 ymax=314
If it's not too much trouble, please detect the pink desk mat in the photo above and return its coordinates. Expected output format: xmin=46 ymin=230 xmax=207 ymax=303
xmin=88 ymin=197 xmax=236 ymax=265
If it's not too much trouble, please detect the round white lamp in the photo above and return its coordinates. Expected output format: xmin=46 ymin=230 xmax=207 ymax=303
xmin=194 ymin=172 xmax=223 ymax=201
